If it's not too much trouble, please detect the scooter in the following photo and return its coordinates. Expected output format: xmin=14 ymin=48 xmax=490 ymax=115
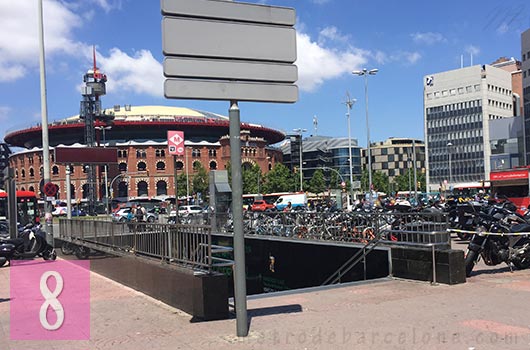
xmin=0 ymin=223 xmax=57 ymax=267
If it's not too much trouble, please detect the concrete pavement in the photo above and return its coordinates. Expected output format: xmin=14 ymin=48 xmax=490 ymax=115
xmin=1 ymin=238 xmax=530 ymax=350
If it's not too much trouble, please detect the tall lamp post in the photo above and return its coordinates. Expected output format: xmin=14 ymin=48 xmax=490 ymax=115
xmin=447 ymin=142 xmax=453 ymax=192
xmin=352 ymin=68 xmax=378 ymax=195
xmin=344 ymin=94 xmax=357 ymax=202
xmin=96 ymin=125 xmax=112 ymax=214
xmin=293 ymin=128 xmax=307 ymax=191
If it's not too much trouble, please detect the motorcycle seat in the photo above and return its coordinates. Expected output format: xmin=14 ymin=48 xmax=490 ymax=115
xmin=510 ymin=223 xmax=530 ymax=233
xmin=0 ymin=237 xmax=24 ymax=246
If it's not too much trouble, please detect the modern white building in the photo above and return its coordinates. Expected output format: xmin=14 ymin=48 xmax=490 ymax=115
xmin=424 ymin=65 xmax=514 ymax=192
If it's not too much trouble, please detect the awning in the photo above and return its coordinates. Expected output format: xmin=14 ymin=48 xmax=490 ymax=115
xmin=215 ymin=183 xmax=232 ymax=193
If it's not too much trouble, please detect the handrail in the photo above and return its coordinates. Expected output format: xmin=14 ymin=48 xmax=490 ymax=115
xmin=321 ymin=234 xmax=383 ymax=286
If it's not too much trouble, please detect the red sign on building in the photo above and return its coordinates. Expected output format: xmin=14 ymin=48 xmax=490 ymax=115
xmin=167 ymin=131 xmax=184 ymax=156
xmin=490 ymin=169 xmax=529 ymax=181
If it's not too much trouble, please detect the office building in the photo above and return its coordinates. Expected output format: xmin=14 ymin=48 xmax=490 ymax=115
xmin=424 ymin=64 xmax=515 ymax=192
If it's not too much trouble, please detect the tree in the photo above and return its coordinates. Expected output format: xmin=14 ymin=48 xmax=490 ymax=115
xmin=176 ymin=173 xmax=188 ymax=197
xmin=242 ymin=164 xmax=262 ymax=194
xmin=360 ymin=169 xmax=389 ymax=193
xmin=262 ymin=163 xmax=295 ymax=193
xmin=308 ymin=169 xmax=326 ymax=194
xmin=192 ymin=163 xmax=209 ymax=195
xmin=328 ymin=170 xmax=340 ymax=189
xmin=393 ymin=169 xmax=426 ymax=193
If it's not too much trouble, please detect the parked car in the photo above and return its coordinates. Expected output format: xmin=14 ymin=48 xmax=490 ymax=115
xmin=169 ymin=205 xmax=204 ymax=217
xmin=112 ymin=207 xmax=158 ymax=223
xmin=250 ymin=200 xmax=275 ymax=212
xmin=52 ymin=206 xmax=67 ymax=216
xmin=71 ymin=208 xmax=87 ymax=217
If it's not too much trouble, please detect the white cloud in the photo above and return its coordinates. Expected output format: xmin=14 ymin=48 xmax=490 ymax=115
xmin=411 ymin=32 xmax=446 ymax=45
xmin=497 ymin=23 xmax=509 ymax=34
xmin=295 ymin=32 xmax=367 ymax=92
xmin=99 ymin=48 xmax=164 ymax=98
xmin=0 ymin=0 xmax=116 ymax=83
xmin=370 ymin=50 xmax=421 ymax=65
xmin=318 ymin=26 xmax=350 ymax=45
xmin=0 ymin=106 xmax=11 ymax=122
xmin=465 ymin=45 xmax=480 ymax=56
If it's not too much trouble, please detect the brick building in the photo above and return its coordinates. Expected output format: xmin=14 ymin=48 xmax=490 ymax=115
xmin=5 ymin=106 xmax=284 ymax=201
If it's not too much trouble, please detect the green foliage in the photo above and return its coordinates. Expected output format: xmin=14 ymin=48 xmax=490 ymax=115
xmin=308 ymin=169 xmax=326 ymax=194
xmin=176 ymin=173 xmax=188 ymax=197
xmin=392 ymin=169 xmax=426 ymax=193
xmin=360 ymin=169 xmax=390 ymax=193
xmin=262 ymin=163 xmax=296 ymax=193
xmin=242 ymin=164 xmax=262 ymax=194
xmin=192 ymin=162 xmax=208 ymax=195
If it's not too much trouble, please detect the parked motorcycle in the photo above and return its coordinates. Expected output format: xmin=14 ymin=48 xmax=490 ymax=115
xmin=465 ymin=204 xmax=530 ymax=276
xmin=0 ymin=223 xmax=57 ymax=267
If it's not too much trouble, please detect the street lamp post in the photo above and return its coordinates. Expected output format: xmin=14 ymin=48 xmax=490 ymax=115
xmin=447 ymin=142 xmax=453 ymax=192
xmin=293 ymin=128 xmax=307 ymax=191
xmin=352 ymin=68 xmax=378 ymax=196
xmin=344 ymin=94 xmax=356 ymax=203
xmin=96 ymin=126 xmax=112 ymax=214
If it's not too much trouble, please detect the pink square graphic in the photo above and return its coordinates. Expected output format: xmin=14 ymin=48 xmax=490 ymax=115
xmin=10 ymin=260 xmax=90 ymax=340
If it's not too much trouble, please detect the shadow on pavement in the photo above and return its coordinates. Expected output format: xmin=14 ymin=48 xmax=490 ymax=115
xmin=469 ymin=265 xmax=512 ymax=277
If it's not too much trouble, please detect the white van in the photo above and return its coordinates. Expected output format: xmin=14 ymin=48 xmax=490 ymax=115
xmin=274 ymin=193 xmax=307 ymax=210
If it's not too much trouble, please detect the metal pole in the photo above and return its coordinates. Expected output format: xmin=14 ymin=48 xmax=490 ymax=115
xmin=185 ymin=144 xmax=190 ymax=204
xmin=103 ymin=128 xmax=109 ymax=215
xmin=347 ymin=106 xmax=354 ymax=205
xmin=365 ymin=73 xmax=372 ymax=196
xmin=38 ymin=0 xmax=53 ymax=245
xmin=229 ymin=101 xmax=248 ymax=337
xmin=299 ymin=134 xmax=303 ymax=191
xmin=448 ymin=143 xmax=452 ymax=192
xmin=413 ymin=140 xmax=418 ymax=202
xmin=174 ymin=155 xmax=179 ymax=223
xmin=66 ymin=165 xmax=72 ymax=220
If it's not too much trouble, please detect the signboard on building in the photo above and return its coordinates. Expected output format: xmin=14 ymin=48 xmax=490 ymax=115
xmin=161 ymin=0 xmax=298 ymax=103
xmin=490 ymin=169 xmax=529 ymax=181
xmin=167 ymin=130 xmax=185 ymax=156
xmin=55 ymin=147 xmax=118 ymax=164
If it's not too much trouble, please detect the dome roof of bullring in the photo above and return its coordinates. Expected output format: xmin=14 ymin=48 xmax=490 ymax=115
xmin=4 ymin=105 xmax=284 ymax=149
xmin=63 ymin=105 xmax=228 ymax=123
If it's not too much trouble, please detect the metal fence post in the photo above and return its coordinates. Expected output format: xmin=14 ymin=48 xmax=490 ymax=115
xmin=431 ymin=244 xmax=437 ymax=285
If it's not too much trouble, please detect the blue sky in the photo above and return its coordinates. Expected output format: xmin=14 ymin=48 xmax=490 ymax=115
xmin=1 ymin=0 xmax=529 ymax=147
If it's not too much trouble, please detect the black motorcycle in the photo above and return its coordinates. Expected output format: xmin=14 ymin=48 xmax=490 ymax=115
xmin=465 ymin=205 xmax=530 ymax=277
xmin=0 ymin=223 xmax=57 ymax=267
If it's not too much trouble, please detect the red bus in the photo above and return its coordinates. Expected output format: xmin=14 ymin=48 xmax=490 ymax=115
xmin=0 ymin=190 xmax=39 ymax=224
xmin=490 ymin=167 xmax=530 ymax=213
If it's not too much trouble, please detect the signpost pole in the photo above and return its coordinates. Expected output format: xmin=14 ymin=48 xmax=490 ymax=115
xmin=229 ymin=101 xmax=248 ymax=337
xmin=66 ymin=165 xmax=72 ymax=219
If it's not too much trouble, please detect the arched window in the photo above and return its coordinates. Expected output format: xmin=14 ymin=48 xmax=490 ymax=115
xmin=156 ymin=161 xmax=165 ymax=170
xmin=137 ymin=161 xmax=147 ymax=172
xmin=175 ymin=161 xmax=184 ymax=170
xmin=21 ymin=169 xmax=25 ymax=178
xmin=52 ymin=165 xmax=59 ymax=175
xmin=119 ymin=162 xmax=127 ymax=172
xmin=82 ymin=184 xmax=89 ymax=199
xmin=29 ymin=186 xmax=35 ymax=192
xmin=192 ymin=148 xmax=201 ymax=157
xmin=156 ymin=181 xmax=167 ymax=196
xmin=193 ymin=160 xmax=202 ymax=170
xmin=242 ymin=162 xmax=253 ymax=171
xmin=137 ymin=181 xmax=148 ymax=197
xmin=70 ymin=184 xmax=75 ymax=199
xmin=118 ymin=181 xmax=128 ymax=198
xmin=209 ymin=161 xmax=217 ymax=170
xmin=29 ymin=168 xmax=34 ymax=177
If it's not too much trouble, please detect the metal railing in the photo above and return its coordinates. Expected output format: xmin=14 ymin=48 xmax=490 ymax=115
xmin=59 ymin=219 xmax=233 ymax=273
xmin=215 ymin=210 xmax=450 ymax=247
